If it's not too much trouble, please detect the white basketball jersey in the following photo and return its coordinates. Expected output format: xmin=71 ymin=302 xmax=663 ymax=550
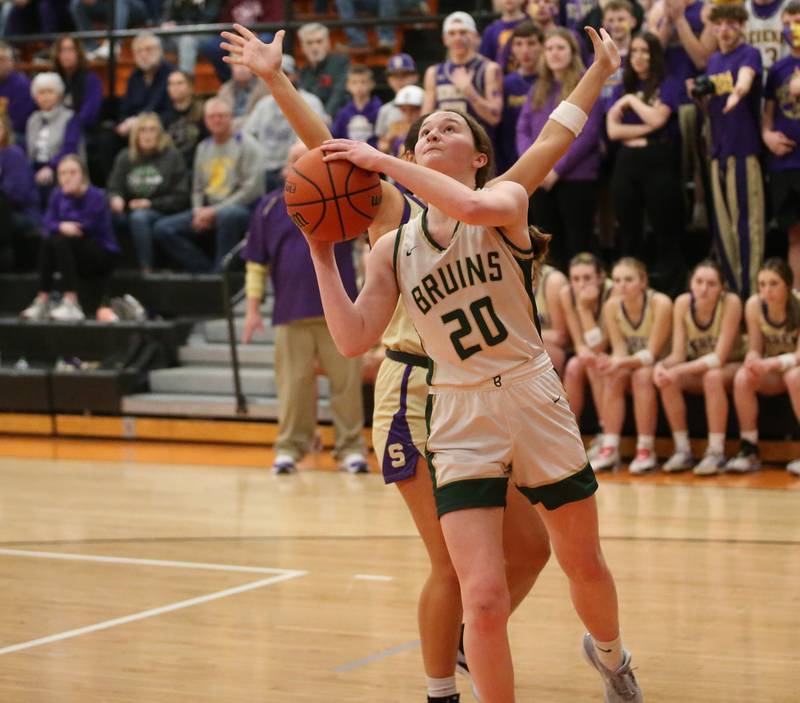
xmin=745 ymin=0 xmax=788 ymax=70
xmin=394 ymin=211 xmax=550 ymax=387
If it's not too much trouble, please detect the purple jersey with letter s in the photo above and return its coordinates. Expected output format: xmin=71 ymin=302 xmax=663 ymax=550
xmin=706 ymin=43 xmax=763 ymax=159
xmin=764 ymin=55 xmax=800 ymax=171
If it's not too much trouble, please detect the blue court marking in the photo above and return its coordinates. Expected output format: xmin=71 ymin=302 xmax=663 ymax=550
xmin=333 ymin=639 xmax=421 ymax=672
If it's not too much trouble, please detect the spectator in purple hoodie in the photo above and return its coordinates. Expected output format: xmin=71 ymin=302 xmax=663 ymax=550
xmin=517 ymin=27 xmax=603 ymax=265
xmin=20 ymin=154 xmax=119 ymax=321
xmin=0 ymin=113 xmax=39 ymax=270
xmin=331 ymin=65 xmax=382 ymax=146
xmin=0 ymin=41 xmax=35 ymax=142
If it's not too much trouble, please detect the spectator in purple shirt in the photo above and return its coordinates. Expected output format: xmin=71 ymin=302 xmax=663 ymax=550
xmin=241 ymin=141 xmax=366 ymax=475
xmin=606 ymin=32 xmax=685 ymax=294
xmin=497 ymin=20 xmax=544 ymax=172
xmin=20 ymin=154 xmax=119 ymax=321
xmin=762 ymin=1 xmax=800 ymax=287
xmin=0 ymin=41 xmax=35 ymax=142
xmin=331 ymin=65 xmax=382 ymax=147
xmin=480 ymin=0 xmax=530 ymax=71
xmin=517 ymin=27 xmax=603 ymax=265
xmin=695 ymin=3 xmax=764 ymax=298
xmin=0 ymin=113 xmax=39 ymax=270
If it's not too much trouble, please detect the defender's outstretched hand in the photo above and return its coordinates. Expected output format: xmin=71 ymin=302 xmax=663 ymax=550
xmin=220 ymin=24 xmax=284 ymax=79
xmin=585 ymin=26 xmax=621 ymax=76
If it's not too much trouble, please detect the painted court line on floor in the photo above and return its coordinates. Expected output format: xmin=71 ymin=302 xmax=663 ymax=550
xmin=0 ymin=571 xmax=307 ymax=657
xmin=353 ymin=574 xmax=393 ymax=581
xmin=0 ymin=547 xmax=294 ymax=574
xmin=333 ymin=639 xmax=421 ymax=673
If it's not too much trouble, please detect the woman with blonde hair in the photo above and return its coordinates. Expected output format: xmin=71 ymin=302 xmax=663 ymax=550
xmin=107 ymin=112 xmax=189 ymax=272
xmin=593 ymin=257 xmax=673 ymax=473
xmin=516 ymin=27 xmax=603 ymax=266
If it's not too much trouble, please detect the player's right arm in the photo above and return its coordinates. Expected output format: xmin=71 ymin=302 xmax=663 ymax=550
xmin=221 ymin=27 xmax=330 ymax=148
xmin=306 ymin=232 xmax=400 ymax=357
xmin=220 ymin=25 xmax=406 ymax=245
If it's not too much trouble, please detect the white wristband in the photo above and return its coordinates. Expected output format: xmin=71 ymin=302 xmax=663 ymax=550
xmin=634 ymin=349 xmax=654 ymax=366
xmin=778 ymin=353 xmax=798 ymax=371
xmin=583 ymin=326 xmax=603 ymax=348
xmin=700 ymin=352 xmax=721 ymax=370
xmin=549 ymin=101 xmax=589 ymax=137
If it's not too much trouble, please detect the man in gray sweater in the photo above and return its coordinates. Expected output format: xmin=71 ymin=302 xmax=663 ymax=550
xmin=152 ymin=97 xmax=264 ymax=272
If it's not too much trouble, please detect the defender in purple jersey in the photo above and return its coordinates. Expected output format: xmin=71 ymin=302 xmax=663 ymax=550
xmin=763 ymin=1 xmax=800 ymax=286
xmin=699 ymin=3 xmax=765 ymax=299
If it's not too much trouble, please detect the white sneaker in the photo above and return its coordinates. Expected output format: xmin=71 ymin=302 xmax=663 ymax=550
xmin=340 ymin=452 xmax=368 ymax=474
xmin=592 ymin=445 xmax=621 ymax=472
xmin=629 ymin=448 xmax=657 ymax=474
xmin=49 ymin=299 xmax=85 ymax=321
xmin=86 ymin=41 xmax=119 ymax=61
xmin=20 ymin=297 xmax=50 ymax=321
xmin=662 ymin=449 xmax=694 ymax=473
xmin=582 ymin=633 xmax=643 ymax=703
xmin=693 ymin=451 xmax=725 ymax=476
xmin=724 ymin=441 xmax=760 ymax=473
xmin=271 ymin=454 xmax=296 ymax=475
xmin=787 ymin=459 xmax=800 ymax=476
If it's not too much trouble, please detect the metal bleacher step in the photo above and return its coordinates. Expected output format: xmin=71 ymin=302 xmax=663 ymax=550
xmin=203 ymin=318 xmax=276 ymax=344
xmin=148 ymin=366 xmax=330 ymax=397
xmin=178 ymin=337 xmax=276 ymax=367
xmin=121 ymin=393 xmax=332 ymax=421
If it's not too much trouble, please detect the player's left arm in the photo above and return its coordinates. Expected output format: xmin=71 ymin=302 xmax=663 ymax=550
xmin=491 ymin=27 xmax=620 ymax=196
xmin=306 ymin=232 xmax=399 ymax=357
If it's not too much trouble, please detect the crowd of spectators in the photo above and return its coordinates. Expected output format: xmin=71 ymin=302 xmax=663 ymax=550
xmin=0 ymin=0 xmax=798 ymax=471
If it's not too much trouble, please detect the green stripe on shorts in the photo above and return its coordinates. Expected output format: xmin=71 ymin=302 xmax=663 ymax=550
xmin=516 ymin=463 xmax=598 ymax=510
xmin=433 ymin=476 xmax=509 ymax=517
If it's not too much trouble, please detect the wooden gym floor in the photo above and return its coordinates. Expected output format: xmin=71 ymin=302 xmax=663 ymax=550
xmin=0 ymin=436 xmax=798 ymax=702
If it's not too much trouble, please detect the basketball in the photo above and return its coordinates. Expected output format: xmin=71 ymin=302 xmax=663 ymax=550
xmin=283 ymin=146 xmax=383 ymax=242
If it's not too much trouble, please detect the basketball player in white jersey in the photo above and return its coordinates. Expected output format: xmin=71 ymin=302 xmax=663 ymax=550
xmin=746 ymin=0 xmax=790 ymax=70
xmin=276 ymin=30 xmax=642 ymax=703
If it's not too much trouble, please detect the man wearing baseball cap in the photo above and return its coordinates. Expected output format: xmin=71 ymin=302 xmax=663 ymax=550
xmin=421 ymin=11 xmax=504 ymax=135
xmin=375 ymin=52 xmax=421 ymax=144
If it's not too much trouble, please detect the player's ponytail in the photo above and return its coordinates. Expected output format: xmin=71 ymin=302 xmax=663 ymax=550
xmin=529 ymin=226 xmax=551 ymax=285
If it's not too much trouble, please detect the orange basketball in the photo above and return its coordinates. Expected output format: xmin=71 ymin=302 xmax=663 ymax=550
xmin=283 ymin=146 xmax=382 ymax=242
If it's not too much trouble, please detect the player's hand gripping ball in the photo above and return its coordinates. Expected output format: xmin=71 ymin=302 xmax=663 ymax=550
xmin=284 ymin=146 xmax=382 ymax=242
